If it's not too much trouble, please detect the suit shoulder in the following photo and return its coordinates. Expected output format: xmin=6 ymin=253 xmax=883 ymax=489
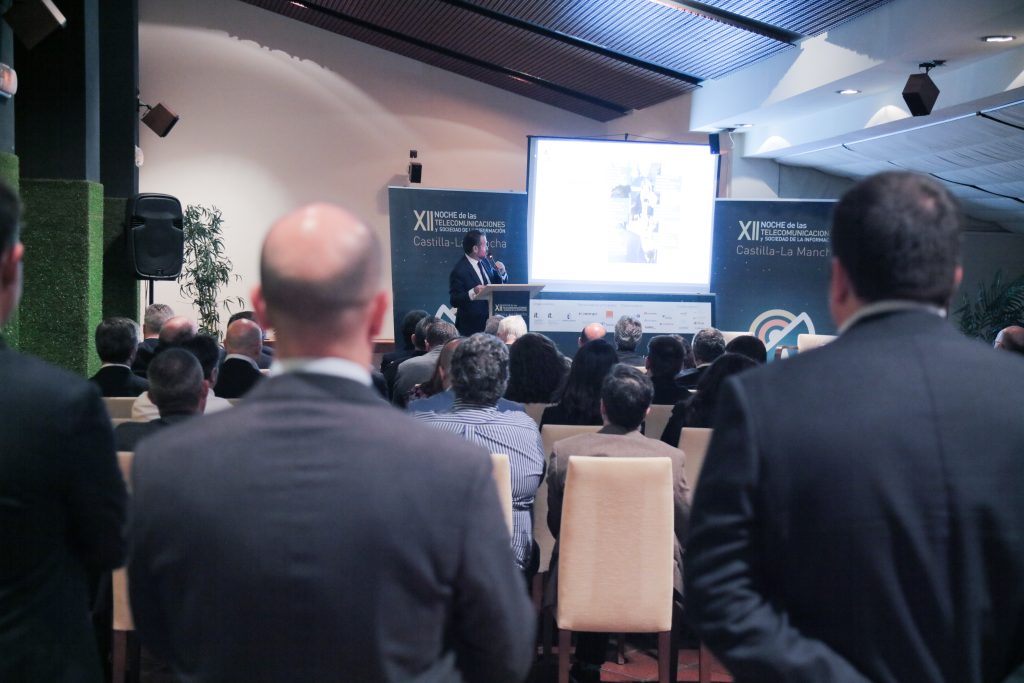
xmin=1 ymin=348 xmax=98 ymax=404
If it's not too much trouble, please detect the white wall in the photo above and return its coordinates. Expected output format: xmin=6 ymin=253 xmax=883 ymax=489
xmin=138 ymin=0 xmax=607 ymax=337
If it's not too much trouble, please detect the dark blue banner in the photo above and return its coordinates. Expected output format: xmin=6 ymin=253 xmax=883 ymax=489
xmin=712 ymin=200 xmax=837 ymax=357
xmin=388 ymin=188 xmax=528 ymax=336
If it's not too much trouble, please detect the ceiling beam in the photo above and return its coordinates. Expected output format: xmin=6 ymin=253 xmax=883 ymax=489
xmin=436 ymin=0 xmax=702 ymax=86
xmin=651 ymin=0 xmax=803 ymax=45
xmin=286 ymin=1 xmax=632 ymax=117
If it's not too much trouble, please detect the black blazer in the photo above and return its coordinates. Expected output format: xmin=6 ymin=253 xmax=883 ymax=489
xmin=0 ymin=341 xmax=127 ymax=683
xmin=129 ymin=372 xmax=535 ymax=682
xmin=131 ymin=337 xmax=159 ymax=378
xmin=90 ymin=364 xmax=150 ymax=397
xmin=114 ymin=413 xmax=193 ymax=452
xmin=449 ymin=256 xmax=506 ymax=336
xmin=215 ymin=357 xmax=263 ymax=398
xmin=685 ymin=310 xmax=1024 ymax=683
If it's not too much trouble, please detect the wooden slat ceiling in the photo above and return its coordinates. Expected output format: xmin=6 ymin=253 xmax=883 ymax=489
xmin=240 ymin=0 xmax=893 ymax=121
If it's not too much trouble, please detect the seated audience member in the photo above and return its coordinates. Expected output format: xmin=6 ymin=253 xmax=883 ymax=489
xmin=505 ymin=332 xmax=567 ymax=404
xmin=578 ymin=322 xmax=607 ymax=347
xmin=540 ymin=339 xmax=618 ymax=427
xmin=133 ymin=333 xmax=232 ymax=420
xmin=645 ymin=334 xmax=688 ymax=405
xmin=392 ymin=320 xmax=459 ymax=406
xmin=675 ymin=327 xmax=725 ymax=389
xmin=0 ymin=180 xmax=126 ymax=683
xmin=661 ymin=352 xmax=757 ymax=447
xmin=90 ymin=316 xmax=150 ymax=397
xmin=415 ymin=333 xmax=544 ymax=574
xmin=131 ymin=303 xmax=174 ymax=377
xmin=725 ymin=334 xmax=768 ymax=364
xmin=115 ymin=348 xmax=205 ymax=451
xmin=496 ymin=314 xmax=527 ymax=344
xmin=408 ymin=337 xmax=524 ymax=413
xmin=613 ymin=315 xmax=645 ymax=366
xmin=384 ymin=314 xmax=435 ymax=393
xmin=994 ymin=325 xmax=1024 ymax=354
xmin=678 ymin=333 xmax=696 ymax=371
xmin=547 ymin=364 xmax=690 ymax=683
xmin=484 ymin=314 xmax=505 ymax=336
xmin=228 ymin=310 xmax=275 ymax=369
xmin=128 ymin=203 xmax=534 ymax=682
xmin=380 ymin=308 xmax=428 ymax=372
xmin=216 ymin=318 xmax=264 ymax=398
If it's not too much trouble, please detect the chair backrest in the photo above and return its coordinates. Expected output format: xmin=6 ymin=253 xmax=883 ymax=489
xmin=111 ymin=417 xmax=132 ymax=428
xmin=114 ymin=452 xmax=134 ymax=631
xmin=797 ymin=333 xmax=836 ymax=353
xmin=720 ymin=330 xmax=747 ymax=344
xmin=490 ymin=453 xmax=514 ymax=536
xmin=522 ymin=402 xmax=550 ymax=426
xmin=104 ymin=397 xmax=136 ymax=419
xmin=643 ymin=404 xmax=673 ymax=442
xmin=679 ymin=428 xmax=713 ymax=500
xmin=556 ymin=456 xmax=674 ymax=633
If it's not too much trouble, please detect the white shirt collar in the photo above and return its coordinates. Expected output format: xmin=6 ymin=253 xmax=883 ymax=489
xmin=839 ymin=300 xmax=945 ymax=335
xmin=101 ymin=362 xmax=132 ymax=369
xmin=224 ymin=353 xmax=259 ymax=370
xmin=268 ymin=357 xmax=371 ymax=386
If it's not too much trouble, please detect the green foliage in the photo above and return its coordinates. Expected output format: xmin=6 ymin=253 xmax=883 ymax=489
xmin=178 ymin=204 xmax=244 ymax=336
xmin=955 ymin=270 xmax=1024 ymax=343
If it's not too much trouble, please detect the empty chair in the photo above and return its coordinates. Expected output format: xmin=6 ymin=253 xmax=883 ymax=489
xmin=104 ymin=396 xmax=136 ymax=419
xmin=490 ymin=453 xmax=513 ymax=536
xmin=679 ymin=427 xmax=713 ymax=501
xmin=643 ymin=404 xmax=673 ymax=442
xmin=797 ymin=333 xmax=836 ymax=353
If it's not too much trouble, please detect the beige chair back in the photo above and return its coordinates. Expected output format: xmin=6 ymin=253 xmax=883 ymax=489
xmin=522 ymin=402 xmax=549 ymax=426
xmin=489 ymin=453 xmax=514 ymax=536
xmin=797 ymin=333 xmax=836 ymax=353
xmin=644 ymin=404 xmax=673 ymax=442
xmin=556 ymin=456 xmax=674 ymax=633
xmin=720 ymin=330 xmax=747 ymax=344
xmin=114 ymin=452 xmax=135 ymax=631
xmin=111 ymin=417 xmax=132 ymax=428
xmin=104 ymin=397 xmax=136 ymax=419
xmin=679 ymin=428 xmax=713 ymax=500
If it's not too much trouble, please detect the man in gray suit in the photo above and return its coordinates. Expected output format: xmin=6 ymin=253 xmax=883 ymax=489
xmin=129 ymin=203 xmax=535 ymax=683
xmin=685 ymin=172 xmax=1024 ymax=683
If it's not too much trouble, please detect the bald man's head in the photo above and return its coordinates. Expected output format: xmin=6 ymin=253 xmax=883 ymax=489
xmin=994 ymin=326 xmax=1024 ymax=354
xmin=579 ymin=322 xmax=607 ymax=347
xmin=158 ymin=316 xmax=197 ymax=346
xmin=225 ymin=318 xmax=263 ymax=360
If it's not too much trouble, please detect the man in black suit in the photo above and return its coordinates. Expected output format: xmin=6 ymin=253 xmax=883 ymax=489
xmin=227 ymin=309 xmax=276 ymax=369
xmin=0 ymin=182 xmax=127 ymax=682
xmin=685 ymin=172 xmax=1024 ymax=683
xmin=449 ymin=229 xmax=507 ymax=335
xmin=674 ymin=327 xmax=724 ymax=389
xmin=215 ymin=317 xmax=264 ymax=398
xmin=131 ymin=303 xmax=173 ymax=377
xmin=90 ymin=316 xmax=150 ymax=396
xmin=115 ymin=348 xmax=204 ymax=451
xmin=129 ymin=203 xmax=535 ymax=682
xmin=645 ymin=334 xmax=688 ymax=405
xmin=380 ymin=308 xmax=428 ymax=372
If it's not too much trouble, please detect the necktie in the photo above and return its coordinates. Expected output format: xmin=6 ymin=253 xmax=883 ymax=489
xmin=478 ymin=261 xmax=489 ymax=285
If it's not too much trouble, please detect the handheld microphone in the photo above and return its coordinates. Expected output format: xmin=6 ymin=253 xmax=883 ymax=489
xmin=487 ymin=254 xmax=507 ymax=278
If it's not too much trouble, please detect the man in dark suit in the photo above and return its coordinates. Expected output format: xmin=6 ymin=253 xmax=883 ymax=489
xmin=215 ymin=317 xmax=264 ymax=398
xmin=0 ymin=182 xmax=127 ymax=682
xmin=674 ymin=327 xmax=724 ymax=390
xmin=131 ymin=303 xmax=173 ymax=377
xmin=115 ymin=348 xmax=205 ymax=451
xmin=380 ymin=308 xmax=428 ymax=372
xmin=685 ymin=172 xmax=1024 ymax=683
xmin=645 ymin=334 xmax=688 ymax=405
xmin=449 ymin=229 xmax=507 ymax=335
xmin=227 ymin=310 xmax=276 ymax=369
xmin=90 ymin=316 xmax=150 ymax=396
xmin=129 ymin=203 xmax=535 ymax=682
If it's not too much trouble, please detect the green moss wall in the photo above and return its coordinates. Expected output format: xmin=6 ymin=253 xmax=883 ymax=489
xmin=0 ymin=152 xmax=17 ymax=347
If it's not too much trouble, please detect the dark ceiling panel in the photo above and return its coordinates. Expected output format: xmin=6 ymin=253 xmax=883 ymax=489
xmin=699 ymin=0 xmax=895 ymax=36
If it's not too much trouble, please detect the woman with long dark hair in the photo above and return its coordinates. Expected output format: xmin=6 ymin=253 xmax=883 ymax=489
xmin=540 ymin=339 xmax=618 ymax=427
xmin=660 ymin=352 xmax=756 ymax=446
xmin=505 ymin=333 xmax=567 ymax=404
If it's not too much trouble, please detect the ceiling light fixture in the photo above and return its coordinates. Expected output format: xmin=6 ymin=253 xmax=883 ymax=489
xmin=981 ymin=35 xmax=1015 ymax=43
xmin=289 ymin=1 xmax=308 ymax=8
xmin=837 ymin=88 xmax=860 ymax=95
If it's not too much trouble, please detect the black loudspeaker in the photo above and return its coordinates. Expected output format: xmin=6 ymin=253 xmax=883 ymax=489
xmin=902 ymin=73 xmax=939 ymax=116
xmin=408 ymin=161 xmax=422 ymax=184
xmin=126 ymin=194 xmax=184 ymax=280
xmin=4 ymin=0 xmax=67 ymax=49
xmin=709 ymin=133 xmax=721 ymax=155
xmin=142 ymin=103 xmax=180 ymax=137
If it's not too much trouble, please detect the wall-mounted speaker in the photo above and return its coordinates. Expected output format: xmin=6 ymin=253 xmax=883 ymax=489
xmin=408 ymin=161 xmax=422 ymax=184
xmin=709 ymin=133 xmax=721 ymax=155
xmin=902 ymin=73 xmax=939 ymax=117
xmin=142 ymin=103 xmax=180 ymax=137
xmin=126 ymin=194 xmax=184 ymax=280
xmin=4 ymin=0 xmax=67 ymax=49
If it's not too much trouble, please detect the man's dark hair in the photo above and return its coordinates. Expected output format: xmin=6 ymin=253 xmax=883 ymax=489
xmin=449 ymin=333 xmax=508 ymax=406
xmin=95 ymin=317 xmax=140 ymax=364
xmin=646 ymin=335 xmax=685 ymax=378
xmin=180 ymin=334 xmax=220 ymax=381
xmin=462 ymin=230 xmax=484 ymax=255
xmin=692 ymin=328 xmax=726 ymax=365
xmin=614 ymin=316 xmax=643 ymax=351
xmin=506 ymin=332 xmax=567 ymax=403
xmin=686 ymin=353 xmax=757 ymax=428
xmin=725 ymin=335 xmax=768 ymax=364
xmin=601 ymin=364 xmax=654 ymax=431
xmin=413 ymin=315 xmax=438 ymax=350
xmin=0 ymin=181 xmax=21 ymax=251
xmin=425 ymin=320 xmax=459 ymax=349
xmin=227 ymin=310 xmax=255 ymax=326
xmin=832 ymin=171 xmax=962 ymax=306
xmin=148 ymin=348 xmax=204 ymax=414
xmin=398 ymin=309 xmax=429 ymax=350
xmin=557 ymin=339 xmax=619 ymax=424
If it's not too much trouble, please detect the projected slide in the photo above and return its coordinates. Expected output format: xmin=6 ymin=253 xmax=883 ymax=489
xmin=527 ymin=137 xmax=716 ymax=294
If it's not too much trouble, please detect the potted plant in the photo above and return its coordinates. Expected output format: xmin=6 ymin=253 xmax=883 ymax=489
xmin=954 ymin=270 xmax=1024 ymax=344
xmin=178 ymin=204 xmax=245 ymax=336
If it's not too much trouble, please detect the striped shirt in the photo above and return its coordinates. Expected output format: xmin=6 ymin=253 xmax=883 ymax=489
xmin=414 ymin=403 xmax=545 ymax=570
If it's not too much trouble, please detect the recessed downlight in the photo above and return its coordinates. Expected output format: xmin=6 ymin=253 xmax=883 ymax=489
xmin=982 ymin=35 xmax=1015 ymax=43
xmin=290 ymin=1 xmax=307 ymax=8
xmin=836 ymin=89 xmax=861 ymax=95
